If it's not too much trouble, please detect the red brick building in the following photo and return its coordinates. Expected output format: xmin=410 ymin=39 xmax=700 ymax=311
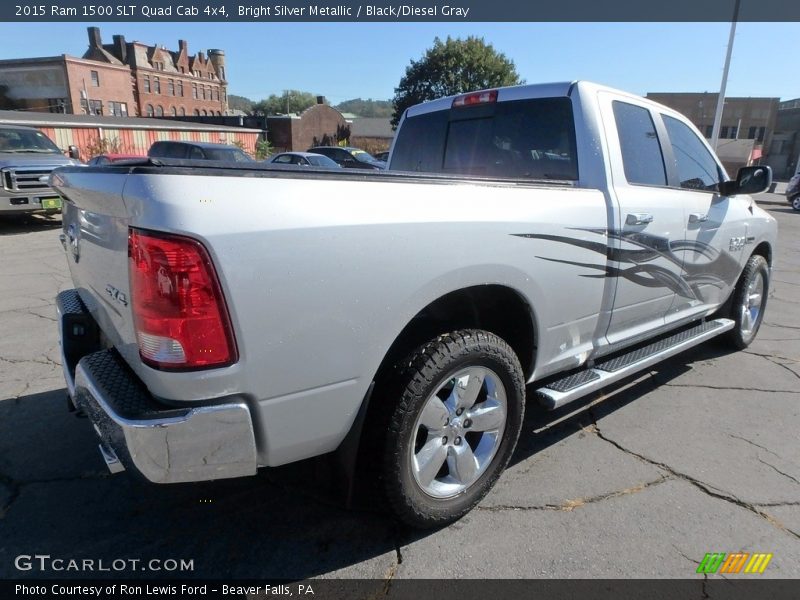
xmin=0 ymin=27 xmax=228 ymax=118
xmin=0 ymin=55 xmax=136 ymax=116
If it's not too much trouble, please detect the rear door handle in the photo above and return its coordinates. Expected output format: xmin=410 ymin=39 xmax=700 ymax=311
xmin=625 ymin=213 xmax=654 ymax=226
xmin=688 ymin=212 xmax=708 ymax=224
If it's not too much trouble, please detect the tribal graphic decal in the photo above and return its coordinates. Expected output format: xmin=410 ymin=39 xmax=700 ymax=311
xmin=512 ymin=228 xmax=741 ymax=301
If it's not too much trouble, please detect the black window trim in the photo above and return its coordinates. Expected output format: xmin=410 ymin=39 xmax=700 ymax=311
xmin=611 ymin=99 xmax=729 ymax=195
xmin=658 ymin=111 xmax=729 ymax=195
xmin=612 ymin=99 xmax=670 ymax=190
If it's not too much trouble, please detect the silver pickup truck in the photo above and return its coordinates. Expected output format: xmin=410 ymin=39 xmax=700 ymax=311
xmin=1 ymin=125 xmax=80 ymax=216
xmin=52 ymin=81 xmax=776 ymax=528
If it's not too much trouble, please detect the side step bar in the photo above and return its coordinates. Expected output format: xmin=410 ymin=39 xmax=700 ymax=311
xmin=536 ymin=319 xmax=735 ymax=410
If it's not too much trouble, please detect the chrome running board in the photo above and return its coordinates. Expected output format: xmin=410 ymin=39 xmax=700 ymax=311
xmin=536 ymin=319 xmax=735 ymax=410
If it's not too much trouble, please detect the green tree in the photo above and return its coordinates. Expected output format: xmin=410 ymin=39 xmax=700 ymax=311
xmin=391 ymin=36 xmax=523 ymax=128
xmin=335 ymin=98 xmax=393 ymax=118
xmin=251 ymin=90 xmax=319 ymax=116
xmin=254 ymin=138 xmax=273 ymax=160
xmin=227 ymin=94 xmax=254 ymax=114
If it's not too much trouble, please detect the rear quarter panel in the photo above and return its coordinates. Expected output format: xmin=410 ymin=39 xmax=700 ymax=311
xmin=58 ymin=168 xmax=610 ymax=466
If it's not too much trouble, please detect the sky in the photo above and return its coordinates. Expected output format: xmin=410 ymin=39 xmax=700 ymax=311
xmin=0 ymin=21 xmax=798 ymax=104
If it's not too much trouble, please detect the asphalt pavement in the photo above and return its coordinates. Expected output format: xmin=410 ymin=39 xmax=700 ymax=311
xmin=0 ymin=188 xmax=797 ymax=583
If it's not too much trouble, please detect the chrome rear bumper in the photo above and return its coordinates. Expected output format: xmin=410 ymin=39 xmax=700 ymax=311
xmin=58 ymin=290 xmax=258 ymax=484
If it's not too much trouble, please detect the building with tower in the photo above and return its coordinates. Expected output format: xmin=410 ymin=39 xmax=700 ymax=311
xmin=0 ymin=27 xmax=229 ymax=118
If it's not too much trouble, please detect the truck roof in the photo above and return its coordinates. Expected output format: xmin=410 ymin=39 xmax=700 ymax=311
xmin=403 ymin=81 xmax=668 ymax=119
xmin=405 ymin=81 xmax=576 ymax=118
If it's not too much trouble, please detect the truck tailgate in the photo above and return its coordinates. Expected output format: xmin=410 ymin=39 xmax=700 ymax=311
xmin=54 ymin=168 xmax=138 ymax=367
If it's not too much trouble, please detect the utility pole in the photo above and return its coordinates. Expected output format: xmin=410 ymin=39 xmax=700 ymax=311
xmin=710 ymin=0 xmax=741 ymax=150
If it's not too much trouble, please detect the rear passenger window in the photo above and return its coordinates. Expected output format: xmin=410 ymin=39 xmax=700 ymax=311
xmin=392 ymin=98 xmax=578 ymax=180
xmin=162 ymin=143 xmax=187 ymax=159
xmin=390 ymin=109 xmax=448 ymax=174
xmin=613 ymin=101 xmax=667 ymax=187
xmin=662 ymin=115 xmax=722 ymax=192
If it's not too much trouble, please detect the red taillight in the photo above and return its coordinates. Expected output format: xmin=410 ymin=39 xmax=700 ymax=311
xmin=128 ymin=228 xmax=237 ymax=370
xmin=452 ymin=90 xmax=498 ymax=108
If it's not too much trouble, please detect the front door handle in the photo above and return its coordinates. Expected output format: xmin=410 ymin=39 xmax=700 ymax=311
xmin=688 ymin=212 xmax=708 ymax=224
xmin=626 ymin=213 xmax=654 ymax=226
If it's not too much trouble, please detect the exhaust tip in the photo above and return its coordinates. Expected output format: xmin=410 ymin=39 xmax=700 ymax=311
xmin=98 ymin=442 xmax=125 ymax=474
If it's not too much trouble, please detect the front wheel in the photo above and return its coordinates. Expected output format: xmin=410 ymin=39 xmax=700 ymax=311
xmin=792 ymin=196 xmax=800 ymax=211
xmin=380 ymin=330 xmax=525 ymax=528
xmin=725 ymin=254 xmax=770 ymax=349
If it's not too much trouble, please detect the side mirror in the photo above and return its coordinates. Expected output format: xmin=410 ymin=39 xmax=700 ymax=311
xmin=719 ymin=165 xmax=772 ymax=197
xmin=67 ymin=145 xmax=81 ymax=160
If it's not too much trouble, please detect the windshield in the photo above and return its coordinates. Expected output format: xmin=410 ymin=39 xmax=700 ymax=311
xmin=308 ymin=155 xmax=340 ymax=167
xmin=0 ymin=129 xmax=62 ymax=154
xmin=204 ymin=148 xmax=254 ymax=162
xmin=350 ymin=150 xmax=379 ymax=164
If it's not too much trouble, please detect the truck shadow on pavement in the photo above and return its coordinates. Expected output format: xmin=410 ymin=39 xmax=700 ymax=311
xmin=0 ymin=214 xmax=62 ymax=236
xmin=0 ymin=342 xmax=735 ymax=580
xmin=510 ymin=341 xmax=734 ymax=470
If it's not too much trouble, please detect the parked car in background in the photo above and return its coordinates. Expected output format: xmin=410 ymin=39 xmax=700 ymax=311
xmin=87 ymin=153 xmax=146 ymax=166
xmin=373 ymin=151 xmax=390 ymax=162
xmin=786 ymin=173 xmax=800 ymax=211
xmin=306 ymin=146 xmax=386 ymax=170
xmin=0 ymin=124 xmax=80 ymax=216
xmin=148 ymin=141 xmax=255 ymax=162
xmin=269 ymin=152 xmax=342 ymax=168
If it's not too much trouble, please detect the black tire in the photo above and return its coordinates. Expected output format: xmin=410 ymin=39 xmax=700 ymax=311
xmin=380 ymin=330 xmax=525 ymax=528
xmin=724 ymin=254 xmax=769 ymax=349
xmin=791 ymin=196 xmax=800 ymax=211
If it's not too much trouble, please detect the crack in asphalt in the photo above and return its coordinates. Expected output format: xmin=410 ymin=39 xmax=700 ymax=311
xmin=763 ymin=322 xmax=800 ymax=330
xmin=772 ymin=278 xmax=800 ymax=287
xmin=0 ymin=470 xmax=112 ymax=519
xmin=10 ymin=308 xmax=58 ymax=323
xmin=650 ymin=378 xmax=799 ymax=395
xmin=725 ymin=433 xmax=781 ymax=458
xmin=479 ymin=474 xmax=670 ymax=513
xmin=1 ymin=380 xmax=31 ymax=404
xmin=0 ymin=472 xmax=20 ymax=520
xmin=672 ymin=544 xmax=700 ymax=566
xmin=0 ymin=303 xmax=52 ymax=315
xmin=586 ymin=412 xmax=800 ymax=542
xmin=0 ymin=355 xmax=60 ymax=369
xmin=380 ymin=535 xmax=402 ymax=600
xmin=746 ymin=347 xmax=800 ymax=360
xmin=744 ymin=351 xmax=800 ymax=382
xmin=756 ymin=457 xmax=800 ymax=486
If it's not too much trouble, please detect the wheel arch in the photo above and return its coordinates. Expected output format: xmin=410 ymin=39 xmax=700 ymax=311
xmin=373 ymin=284 xmax=538 ymax=386
xmin=751 ymin=241 xmax=772 ymax=267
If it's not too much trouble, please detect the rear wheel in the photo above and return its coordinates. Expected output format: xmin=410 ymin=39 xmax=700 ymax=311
xmin=725 ymin=254 xmax=769 ymax=349
xmin=379 ymin=330 xmax=525 ymax=528
xmin=792 ymin=196 xmax=800 ymax=211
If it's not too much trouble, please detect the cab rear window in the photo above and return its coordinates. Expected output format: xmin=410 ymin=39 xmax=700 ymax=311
xmin=391 ymin=97 xmax=578 ymax=180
